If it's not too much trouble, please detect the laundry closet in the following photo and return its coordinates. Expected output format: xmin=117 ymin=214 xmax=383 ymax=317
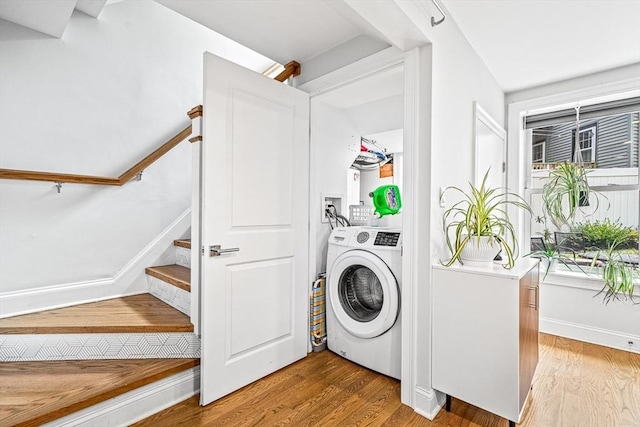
xmin=305 ymin=63 xmax=405 ymax=379
xmin=308 ymin=64 xmax=405 ymax=277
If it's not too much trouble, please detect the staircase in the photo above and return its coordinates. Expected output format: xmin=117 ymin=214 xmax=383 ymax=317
xmin=0 ymin=239 xmax=199 ymax=427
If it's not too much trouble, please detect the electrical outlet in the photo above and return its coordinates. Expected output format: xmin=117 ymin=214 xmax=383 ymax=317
xmin=322 ymin=195 xmax=344 ymax=223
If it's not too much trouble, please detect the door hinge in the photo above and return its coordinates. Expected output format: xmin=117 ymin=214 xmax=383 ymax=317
xmin=502 ymin=162 xmax=506 ymax=173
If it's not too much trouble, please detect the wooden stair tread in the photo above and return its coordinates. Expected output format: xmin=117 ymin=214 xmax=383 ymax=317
xmin=0 ymin=358 xmax=199 ymax=427
xmin=145 ymin=264 xmax=190 ymax=292
xmin=173 ymin=239 xmax=191 ymax=249
xmin=0 ymin=294 xmax=193 ymax=334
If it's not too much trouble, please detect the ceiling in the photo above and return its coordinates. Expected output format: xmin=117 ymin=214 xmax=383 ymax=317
xmin=0 ymin=0 xmax=106 ymax=38
xmin=442 ymin=0 xmax=640 ymax=93
xmin=154 ymin=0 xmax=366 ymax=65
xmin=2 ymin=0 xmax=638 ymax=93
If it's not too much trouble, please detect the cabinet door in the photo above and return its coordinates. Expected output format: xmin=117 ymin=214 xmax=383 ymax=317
xmin=518 ymin=266 xmax=539 ymax=411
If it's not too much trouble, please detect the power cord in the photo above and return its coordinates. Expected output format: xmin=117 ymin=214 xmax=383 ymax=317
xmin=325 ymin=205 xmax=351 ymax=230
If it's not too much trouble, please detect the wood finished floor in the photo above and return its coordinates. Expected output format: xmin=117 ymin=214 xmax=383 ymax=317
xmin=134 ymin=333 xmax=640 ymax=427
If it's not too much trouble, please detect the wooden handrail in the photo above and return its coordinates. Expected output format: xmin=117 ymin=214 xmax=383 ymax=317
xmin=0 ymin=124 xmax=193 ymax=186
xmin=274 ymin=61 xmax=301 ymax=82
xmin=0 ymin=59 xmax=299 ymax=188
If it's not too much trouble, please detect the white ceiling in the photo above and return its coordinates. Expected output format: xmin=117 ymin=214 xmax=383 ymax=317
xmin=2 ymin=0 xmax=637 ymax=93
xmin=154 ymin=0 xmax=365 ymax=65
xmin=0 ymin=0 xmax=107 ymax=38
xmin=442 ymin=0 xmax=640 ymax=93
xmin=316 ymin=65 xmax=404 ymax=109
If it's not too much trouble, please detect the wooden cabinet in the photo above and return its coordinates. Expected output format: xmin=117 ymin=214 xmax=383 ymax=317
xmin=432 ymin=259 xmax=539 ymax=425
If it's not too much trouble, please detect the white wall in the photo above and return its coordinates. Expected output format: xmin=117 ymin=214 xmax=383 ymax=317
xmin=310 ymin=81 xmax=405 ymax=277
xmin=0 ymin=1 xmax=272 ymax=299
xmin=540 ymin=274 xmax=640 ymax=354
xmin=389 ymin=5 xmax=506 ymax=414
xmin=310 ymin=101 xmax=360 ymax=275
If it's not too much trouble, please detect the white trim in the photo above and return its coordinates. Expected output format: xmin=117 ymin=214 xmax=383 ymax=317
xmin=473 ymin=101 xmax=507 ymax=187
xmin=401 ymin=47 xmax=419 ymax=409
xmin=413 ymin=385 xmax=445 ymax=420
xmin=532 ymin=140 xmax=545 ymax=163
xmin=575 ymin=124 xmax=597 ymax=162
xmin=297 ymin=47 xmax=405 ymax=96
xmin=541 ymin=318 xmax=639 ymax=354
xmin=299 ymin=46 xmax=421 ymax=411
xmin=191 ymin=140 xmax=202 ymax=335
xmin=0 ymin=209 xmax=191 ymax=318
xmin=42 ymin=366 xmax=200 ymax=427
xmin=507 ymin=78 xmax=640 ymax=258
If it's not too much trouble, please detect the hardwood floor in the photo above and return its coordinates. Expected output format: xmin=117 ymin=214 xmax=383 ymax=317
xmin=134 ymin=333 xmax=640 ymax=426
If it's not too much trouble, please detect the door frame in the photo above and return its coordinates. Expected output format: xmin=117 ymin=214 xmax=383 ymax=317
xmin=297 ymin=46 xmax=423 ymax=412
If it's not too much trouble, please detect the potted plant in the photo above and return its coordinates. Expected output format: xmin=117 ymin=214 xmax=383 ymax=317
xmin=541 ymin=162 xmax=604 ymax=230
xmin=591 ymin=240 xmax=639 ymax=305
xmin=525 ymin=235 xmax=587 ymax=279
xmin=442 ymin=170 xmax=532 ymax=269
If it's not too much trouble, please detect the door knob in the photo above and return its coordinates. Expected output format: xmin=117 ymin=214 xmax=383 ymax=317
xmin=210 ymin=245 xmax=240 ymax=257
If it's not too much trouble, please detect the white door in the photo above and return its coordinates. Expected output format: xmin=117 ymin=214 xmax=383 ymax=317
xmin=474 ymin=103 xmax=506 ymax=189
xmin=199 ymin=53 xmax=310 ymax=405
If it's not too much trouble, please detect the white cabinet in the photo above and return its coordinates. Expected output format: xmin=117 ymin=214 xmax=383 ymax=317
xmin=432 ymin=259 xmax=539 ymax=425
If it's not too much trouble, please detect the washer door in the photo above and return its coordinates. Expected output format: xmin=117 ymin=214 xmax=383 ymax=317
xmin=328 ymin=250 xmax=399 ymax=339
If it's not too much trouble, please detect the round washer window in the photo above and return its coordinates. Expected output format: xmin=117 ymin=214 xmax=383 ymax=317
xmin=338 ymin=265 xmax=383 ymax=322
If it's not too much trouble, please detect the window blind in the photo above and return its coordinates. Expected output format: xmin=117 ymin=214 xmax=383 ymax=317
xmin=524 ymin=97 xmax=640 ymax=129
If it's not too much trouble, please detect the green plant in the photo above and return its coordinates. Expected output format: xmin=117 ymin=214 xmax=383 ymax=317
xmin=592 ymin=240 xmax=638 ymax=305
xmin=525 ymin=237 xmax=586 ymax=279
xmin=541 ymin=162 xmax=604 ymax=230
xmin=442 ymin=169 xmax=532 ymax=269
xmin=573 ymin=218 xmax=637 ymax=250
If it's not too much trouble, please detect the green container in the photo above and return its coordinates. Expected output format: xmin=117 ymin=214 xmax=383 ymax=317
xmin=369 ymin=185 xmax=402 ymax=218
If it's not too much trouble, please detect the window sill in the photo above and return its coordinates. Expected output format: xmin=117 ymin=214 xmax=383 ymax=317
xmin=541 ymin=269 xmax=640 ymax=297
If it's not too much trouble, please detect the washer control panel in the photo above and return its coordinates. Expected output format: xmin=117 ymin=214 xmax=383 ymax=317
xmin=356 ymin=232 xmax=370 ymax=244
xmin=374 ymin=232 xmax=401 ymax=247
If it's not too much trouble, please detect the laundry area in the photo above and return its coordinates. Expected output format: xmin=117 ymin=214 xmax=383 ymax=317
xmin=308 ymin=63 xmax=405 ymax=379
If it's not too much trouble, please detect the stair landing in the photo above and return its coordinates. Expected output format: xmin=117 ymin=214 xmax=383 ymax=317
xmin=0 ymin=358 xmax=199 ymax=427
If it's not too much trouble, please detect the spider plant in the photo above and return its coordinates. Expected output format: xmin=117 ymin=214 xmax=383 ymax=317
xmin=525 ymin=237 xmax=586 ymax=279
xmin=542 ymin=162 xmax=604 ymax=230
xmin=442 ymin=169 xmax=532 ymax=269
xmin=592 ymin=240 xmax=638 ymax=305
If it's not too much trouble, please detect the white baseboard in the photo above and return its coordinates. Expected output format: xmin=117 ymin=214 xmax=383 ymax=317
xmin=541 ymin=317 xmax=640 ymax=354
xmin=413 ymin=385 xmax=445 ymax=420
xmin=42 ymin=366 xmax=200 ymax=427
xmin=0 ymin=209 xmax=191 ymax=318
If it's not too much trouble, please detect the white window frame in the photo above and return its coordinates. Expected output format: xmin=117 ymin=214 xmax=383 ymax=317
xmin=574 ymin=125 xmax=597 ymax=163
xmin=532 ymin=140 xmax=545 ymax=163
xmin=507 ymin=81 xmax=640 ymax=285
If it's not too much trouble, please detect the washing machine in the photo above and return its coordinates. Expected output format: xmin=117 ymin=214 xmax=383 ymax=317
xmin=326 ymin=226 xmax=402 ymax=379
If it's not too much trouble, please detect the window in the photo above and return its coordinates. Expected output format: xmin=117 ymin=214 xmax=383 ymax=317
xmin=572 ymin=125 xmax=596 ymax=163
xmin=526 ymin=103 xmax=639 ymax=277
xmin=532 ymin=140 xmax=545 ymax=163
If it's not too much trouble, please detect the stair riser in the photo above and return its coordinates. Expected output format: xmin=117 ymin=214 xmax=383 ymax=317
xmin=147 ymin=276 xmax=190 ymax=316
xmin=175 ymin=247 xmax=191 ymax=269
xmin=0 ymin=333 xmax=200 ymax=362
xmin=40 ymin=367 xmax=200 ymax=427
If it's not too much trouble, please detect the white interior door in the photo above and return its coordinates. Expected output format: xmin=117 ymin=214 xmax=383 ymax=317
xmin=200 ymin=53 xmax=309 ymax=405
xmin=474 ymin=102 xmax=506 ymax=189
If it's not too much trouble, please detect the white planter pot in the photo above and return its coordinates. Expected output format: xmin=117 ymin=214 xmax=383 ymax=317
xmin=460 ymin=235 xmax=501 ymax=266
xmin=541 ymin=257 xmax=558 ymax=275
